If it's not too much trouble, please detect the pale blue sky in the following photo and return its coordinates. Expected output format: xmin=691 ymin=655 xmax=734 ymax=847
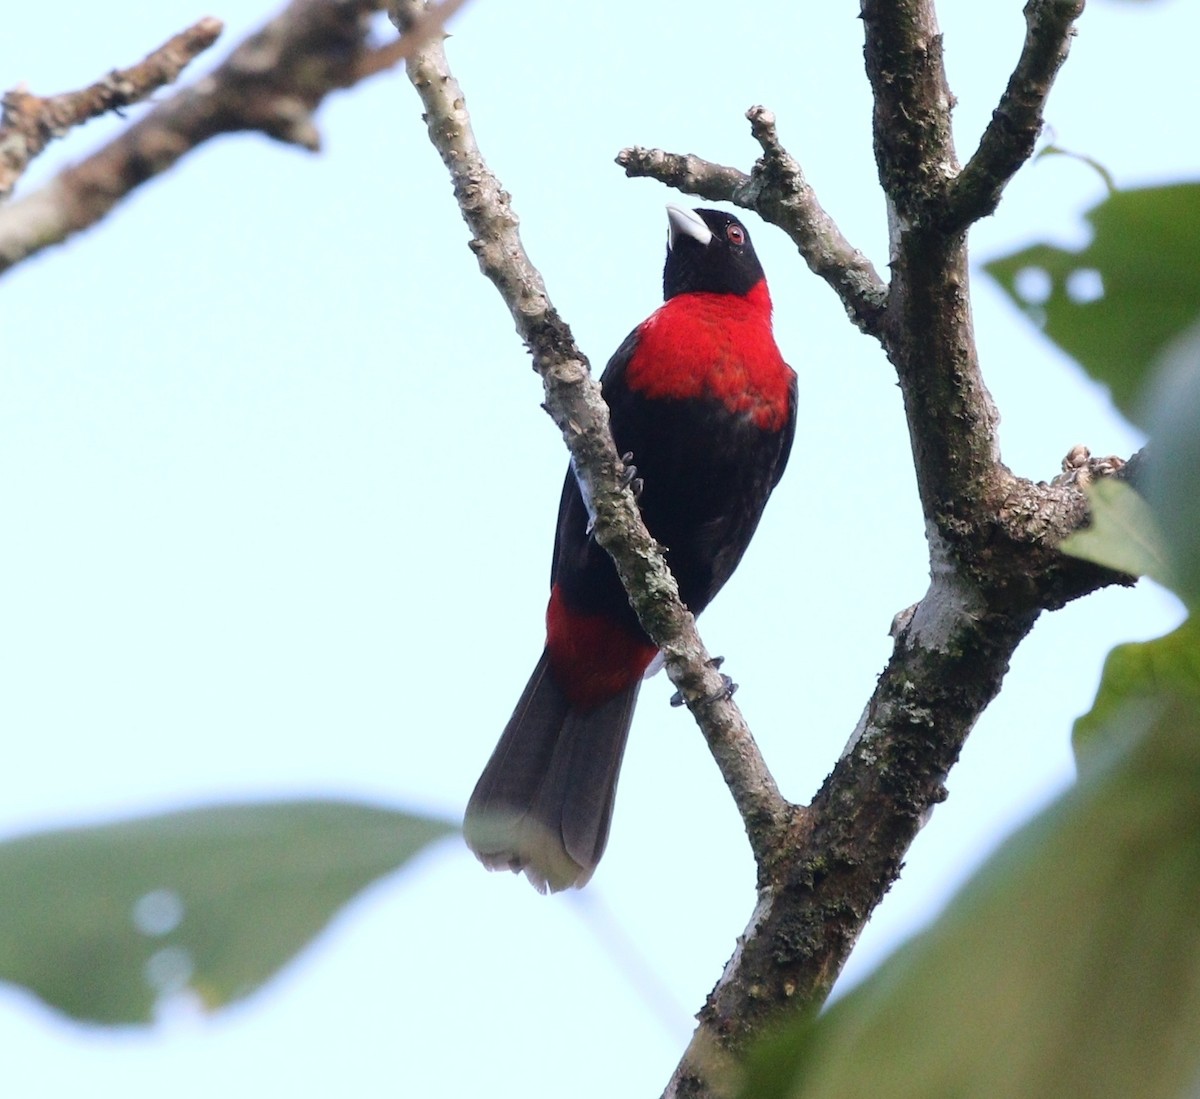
xmin=0 ymin=2 xmax=1189 ymax=1095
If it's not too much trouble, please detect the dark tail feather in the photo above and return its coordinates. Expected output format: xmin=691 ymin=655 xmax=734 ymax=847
xmin=464 ymin=650 xmax=640 ymax=892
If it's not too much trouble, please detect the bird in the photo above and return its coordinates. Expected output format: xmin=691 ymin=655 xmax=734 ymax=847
xmin=464 ymin=205 xmax=797 ymax=892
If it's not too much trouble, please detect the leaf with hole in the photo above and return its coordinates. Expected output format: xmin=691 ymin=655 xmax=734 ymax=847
xmin=0 ymin=800 xmax=454 ymax=1024
xmin=984 ymin=182 xmax=1200 ymax=425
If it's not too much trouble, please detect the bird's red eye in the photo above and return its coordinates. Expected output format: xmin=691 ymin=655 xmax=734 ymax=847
xmin=726 ymin=224 xmax=745 ymax=245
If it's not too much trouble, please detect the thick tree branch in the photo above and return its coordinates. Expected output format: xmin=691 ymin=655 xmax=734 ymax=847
xmin=866 ymin=0 xmax=959 ymax=218
xmin=947 ymin=0 xmax=1086 ymax=232
xmin=389 ymin=0 xmax=791 ymax=858
xmin=862 ymin=0 xmax=1005 ymax=532
xmin=618 ymin=108 xmax=888 ymax=336
xmin=0 ymin=17 xmax=223 ymax=201
xmin=664 ymin=472 xmax=1132 ymax=1098
xmin=655 ymin=2 xmax=1128 ymax=1096
xmin=0 ymin=0 xmax=466 ymax=276
xmin=667 ymin=600 xmax=1039 ymax=1097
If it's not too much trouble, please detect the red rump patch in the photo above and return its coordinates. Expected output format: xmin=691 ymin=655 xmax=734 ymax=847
xmin=546 ymin=585 xmax=658 ymax=710
xmin=625 ymin=280 xmax=792 ymax=431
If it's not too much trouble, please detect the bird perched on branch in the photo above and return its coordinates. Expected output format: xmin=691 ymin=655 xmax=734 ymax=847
xmin=465 ymin=205 xmax=796 ymax=891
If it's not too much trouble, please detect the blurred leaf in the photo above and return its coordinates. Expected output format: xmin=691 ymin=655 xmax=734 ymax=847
xmin=984 ymin=183 xmax=1200 ymax=425
xmin=0 ymin=800 xmax=454 ymax=1024
xmin=743 ymin=689 xmax=1200 ymax=1099
xmin=1060 ymin=478 xmax=1173 ymax=588
xmin=1142 ymin=322 xmax=1200 ymax=610
xmin=1073 ymin=621 xmax=1200 ymax=772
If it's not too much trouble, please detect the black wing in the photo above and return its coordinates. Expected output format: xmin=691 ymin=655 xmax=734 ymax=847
xmin=549 ymin=330 xmax=795 ymax=625
xmin=547 ymin=329 xmax=646 ymax=633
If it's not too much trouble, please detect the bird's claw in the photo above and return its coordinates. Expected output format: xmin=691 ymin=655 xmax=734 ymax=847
xmin=585 ymin=455 xmax=641 ymax=541
xmin=669 ymin=657 xmax=736 ymax=707
xmin=619 ymin=452 xmax=644 ymax=498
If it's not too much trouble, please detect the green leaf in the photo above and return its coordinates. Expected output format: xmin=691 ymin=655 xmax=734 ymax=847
xmin=984 ymin=183 xmax=1200 ymax=425
xmin=0 ymin=800 xmax=454 ymax=1024
xmin=743 ymin=689 xmax=1200 ymax=1099
xmin=1059 ymin=478 xmax=1174 ymax=589
xmin=1073 ymin=621 xmax=1200 ymax=772
xmin=1143 ymin=323 xmax=1200 ymax=611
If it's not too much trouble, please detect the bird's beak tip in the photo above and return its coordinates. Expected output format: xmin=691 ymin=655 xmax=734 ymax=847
xmin=666 ymin=204 xmax=713 ymax=249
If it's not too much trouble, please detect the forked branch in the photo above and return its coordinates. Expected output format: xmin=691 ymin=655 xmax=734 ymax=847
xmin=0 ymin=0 xmax=467 ymax=275
xmin=619 ymin=107 xmax=887 ymax=335
xmin=0 ymin=17 xmax=223 ymax=201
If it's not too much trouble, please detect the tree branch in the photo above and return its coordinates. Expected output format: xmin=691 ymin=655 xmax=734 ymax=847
xmin=663 ymin=470 xmax=1131 ymax=1097
xmin=651 ymin=1 xmax=1129 ymax=1095
xmin=385 ymin=1 xmax=1120 ymax=1096
xmin=0 ymin=0 xmax=466 ymax=276
xmin=618 ymin=107 xmax=888 ymax=336
xmin=862 ymin=0 xmax=1006 ymax=531
xmin=947 ymin=0 xmax=1087 ymax=232
xmin=389 ymin=0 xmax=791 ymax=859
xmin=666 ymin=600 xmax=1040 ymax=1098
xmin=0 ymin=17 xmax=223 ymax=201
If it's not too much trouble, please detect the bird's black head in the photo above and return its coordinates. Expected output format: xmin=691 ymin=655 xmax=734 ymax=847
xmin=663 ymin=206 xmax=765 ymax=300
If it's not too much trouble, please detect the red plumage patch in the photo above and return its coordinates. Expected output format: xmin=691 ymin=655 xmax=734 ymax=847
xmin=545 ymin=584 xmax=658 ymax=710
xmin=624 ymin=280 xmax=792 ymax=430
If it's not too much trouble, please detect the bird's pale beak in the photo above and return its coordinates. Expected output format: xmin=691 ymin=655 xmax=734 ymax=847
xmin=666 ymin=204 xmax=713 ymax=249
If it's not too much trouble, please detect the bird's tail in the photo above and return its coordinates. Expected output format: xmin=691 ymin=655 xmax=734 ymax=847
xmin=464 ymin=649 xmax=640 ymax=892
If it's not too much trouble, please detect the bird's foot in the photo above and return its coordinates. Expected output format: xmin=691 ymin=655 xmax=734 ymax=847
xmin=669 ymin=657 xmax=737 ymax=707
xmin=583 ymin=455 xmax=641 ymax=539
xmin=619 ymin=452 xmax=644 ymax=498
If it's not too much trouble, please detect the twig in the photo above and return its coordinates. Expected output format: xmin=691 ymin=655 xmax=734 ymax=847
xmin=0 ymin=17 xmax=223 ymax=201
xmin=947 ymin=0 xmax=1087 ymax=231
xmin=615 ymin=146 xmax=751 ymax=204
xmin=618 ymin=107 xmax=888 ymax=336
xmin=745 ymin=106 xmax=889 ymax=334
xmin=0 ymin=0 xmax=466 ymax=276
xmin=352 ymin=0 xmax=471 ymax=81
xmin=390 ymin=0 xmax=792 ymax=859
